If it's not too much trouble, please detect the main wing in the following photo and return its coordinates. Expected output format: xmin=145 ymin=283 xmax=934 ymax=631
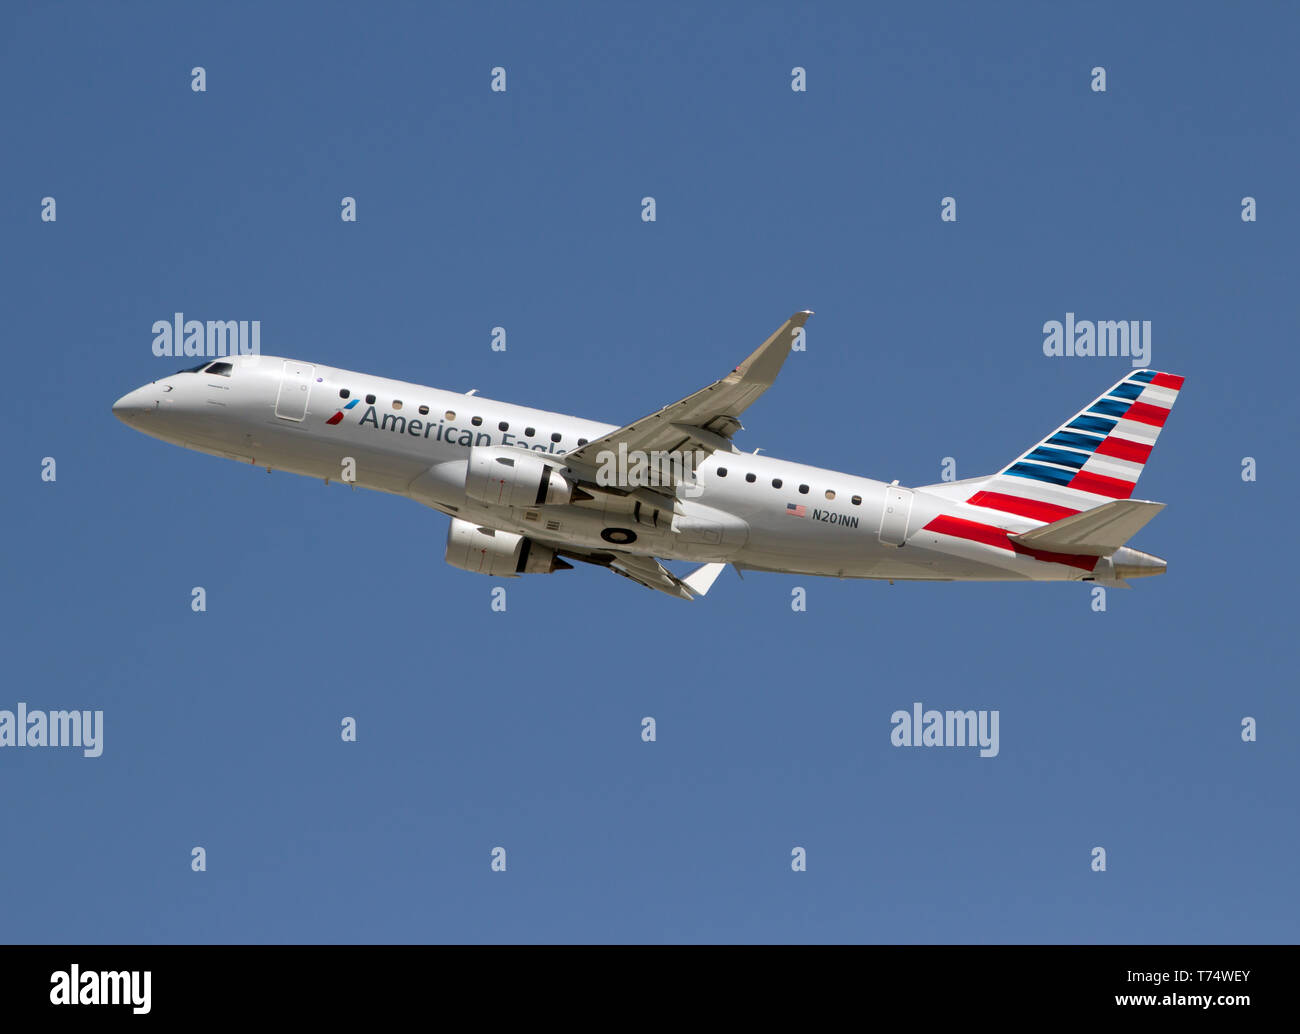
xmin=560 ymin=311 xmax=813 ymax=498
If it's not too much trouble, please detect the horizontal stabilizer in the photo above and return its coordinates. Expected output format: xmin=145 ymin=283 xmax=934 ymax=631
xmin=1009 ymin=499 xmax=1165 ymax=557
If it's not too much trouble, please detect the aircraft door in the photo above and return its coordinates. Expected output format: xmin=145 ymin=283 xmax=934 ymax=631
xmin=878 ymin=485 xmax=913 ymax=547
xmin=274 ymin=360 xmax=315 ymax=421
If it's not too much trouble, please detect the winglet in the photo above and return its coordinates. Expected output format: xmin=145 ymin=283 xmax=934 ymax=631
xmin=728 ymin=311 xmax=813 ymax=386
xmin=682 ymin=562 xmax=726 ymax=598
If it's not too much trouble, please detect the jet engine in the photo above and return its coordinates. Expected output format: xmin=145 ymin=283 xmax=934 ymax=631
xmin=464 ymin=446 xmax=574 ymax=508
xmin=445 ymin=517 xmax=571 ymax=576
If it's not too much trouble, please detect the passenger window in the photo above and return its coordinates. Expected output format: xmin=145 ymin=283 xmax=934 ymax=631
xmin=717 ymin=468 xmax=728 ymax=477
xmin=418 ymin=405 xmax=429 ymax=415
xmin=471 ymin=416 xmax=483 ymax=426
xmin=851 ymin=495 xmax=862 ymax=505
xmin=578 ymin=438 xmax=588 ymax=446
xmin=525 ymin=427 xmax=535 ymax=437
xmin=745 ymin=473 xmax=756 ymax=483
xmin=498 ymin=421 xmax=509 ymax=432
xmin=205 ymin=362 xmax=233 ymax=377
xmin=392 ymin=400 xmax=403 ymax=410
xmin=798 ymin=484 xmax=809 ymax=494
xmin=365 ymin=394 xmax=376 ymax=404
xmin=445 ymin=411 xmax=455 ymax=420
xmin=772 ymin=478 xmax=782 ymax=489
xmin=551 ymin=432 xmax=562 ymax=443
xmin=825 ymin=489 xmax=835 ymax=500
xmin=339 ymin=388 xmax=350 ymax=399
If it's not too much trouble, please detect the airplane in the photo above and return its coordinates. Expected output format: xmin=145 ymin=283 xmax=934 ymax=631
xmin=112 ymin=312 xmax=1182 ymax=600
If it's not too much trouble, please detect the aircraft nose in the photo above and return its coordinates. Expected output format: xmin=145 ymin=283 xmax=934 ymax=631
xmin=112 ymin=386 xmax=155 ymax=423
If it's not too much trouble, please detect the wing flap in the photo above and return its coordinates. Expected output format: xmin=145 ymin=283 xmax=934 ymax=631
xmin=556 ymin=546 xmax=725 ymax=600
xmin=681 ymin=561 xmax=726 ymax=597
xmin=607 ymin=553 xmax=694 ymax=599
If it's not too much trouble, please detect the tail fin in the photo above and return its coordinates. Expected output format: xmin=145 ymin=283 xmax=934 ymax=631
xmin=966 ymin=370 xmax=1184 ymax=521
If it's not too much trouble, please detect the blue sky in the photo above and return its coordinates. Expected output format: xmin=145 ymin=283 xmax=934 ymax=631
xmin=2 ymin=1 xmax=1297 ymax=943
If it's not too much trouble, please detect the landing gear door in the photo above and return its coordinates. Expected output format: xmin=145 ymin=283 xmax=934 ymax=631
xmin=275 ymin=360 xmax=315 ymax=421
xmin=878 ymin=485 xmax=913 ymax=547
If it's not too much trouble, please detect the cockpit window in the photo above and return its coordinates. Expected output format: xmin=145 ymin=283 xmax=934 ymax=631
xmin=205 ymin=362 xmax=233 ymax=377
xmin=177 ymin=362 xmax=209 ymax=373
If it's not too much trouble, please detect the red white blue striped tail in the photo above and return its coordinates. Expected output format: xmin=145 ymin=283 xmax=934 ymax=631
xmin=966 ymin=370 xmax=1184 ymax=522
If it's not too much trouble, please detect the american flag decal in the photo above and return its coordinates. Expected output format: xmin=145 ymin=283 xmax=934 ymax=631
xmin=786 ymin=503 xmax=806 ymax=517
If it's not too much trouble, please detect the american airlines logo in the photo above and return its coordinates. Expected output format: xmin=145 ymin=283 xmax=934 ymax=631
xmin=329 ymin=403 xmax=568 ymax=454
xmin=326 ymin=399 xmax=360 ymax=425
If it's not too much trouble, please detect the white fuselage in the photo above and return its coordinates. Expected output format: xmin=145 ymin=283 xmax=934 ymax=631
xmin=112 ymin=354 xmax=1106 ymax=583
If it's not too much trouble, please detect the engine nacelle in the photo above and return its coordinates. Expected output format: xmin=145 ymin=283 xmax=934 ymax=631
xmin=445 ymin=517 xmax=569 ymax=576
xmin=464 ymin=446 xmax=574 ymax=508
